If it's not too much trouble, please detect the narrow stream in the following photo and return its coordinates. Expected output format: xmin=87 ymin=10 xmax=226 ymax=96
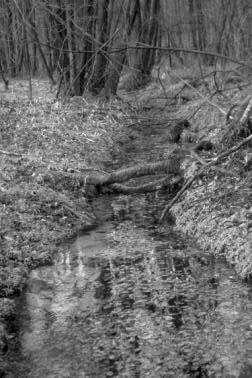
xmin=7 ymin=111 xmax=252 ymax=377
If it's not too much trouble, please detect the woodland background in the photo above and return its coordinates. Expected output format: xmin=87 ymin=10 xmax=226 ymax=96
xmin=1 ymin=0 xmax=252 ymax=97
xmin=2 ymin=2 xmax=252 ymax=375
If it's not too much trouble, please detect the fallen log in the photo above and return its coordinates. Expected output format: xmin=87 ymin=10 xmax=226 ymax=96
xmin=86 ymin=156 xmax=182 ymax=185
xmin=41 ymin=155 xmax=184 ymax=197
xmin=107 ymin=175 xmax=183 ymax=194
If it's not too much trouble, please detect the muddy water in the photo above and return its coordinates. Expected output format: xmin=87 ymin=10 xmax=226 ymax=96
xmin=7 ymin=113 xmax=252 ymax=377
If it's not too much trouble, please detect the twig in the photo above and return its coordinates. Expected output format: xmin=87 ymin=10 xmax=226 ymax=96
xmin=0 ymin=149 xmax=22 ymax=157
xmin=190 ymin=150 xmax=207 ymax=165
xmin=109 ymin=175 xmax=183 ymax=194
xmin=118 ymin=44 xmax=252 ymax=71
xmin=240 ymin=98 xmax=252 ymax=123
xmin=160 ymin=133 xmax=252 ymax=222
xmin=169 ymin=72 xmax=227 ymax=115
xmin=157 ymin=67 xmax=170 ymax=107
xmin=60 ymin=202 xmax=93 ymax=222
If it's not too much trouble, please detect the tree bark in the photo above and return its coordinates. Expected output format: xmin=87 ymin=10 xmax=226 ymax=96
xmin=86 ymin=157 xmax=181 ymax=185
xmin=107 ymin=175 xmax=182 ymax=194
xmin=104 ymin=0 xmax=140 ymax=96
xmin=27 ymin=13 xmax=55 ymax=84
xmin=78 ymin=0 xmax=96 ymax=94
xmin=129 ymin=0 xmax=161 ymax=89
xmin=88 ymin=0 xmax=110 ymax=94
xmin=65 ymin=0 xmax=77 ymax=94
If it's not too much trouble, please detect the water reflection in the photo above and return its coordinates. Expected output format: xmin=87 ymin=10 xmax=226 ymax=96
xmin=8 ymin=220 xmax=252 ymax=378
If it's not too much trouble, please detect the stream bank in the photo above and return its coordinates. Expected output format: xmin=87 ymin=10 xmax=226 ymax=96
xmin=0 ymin=84 xmax=127 ymax=375
xmin=121 ymin=73 xmax=252 ymax=280
xmin=173 ymin=176 xmax=252 ymax=280
xmin=2 ymin=76 xmax=252 ymax=376
xmin=4 ymin=106 xmax=252 ymax=377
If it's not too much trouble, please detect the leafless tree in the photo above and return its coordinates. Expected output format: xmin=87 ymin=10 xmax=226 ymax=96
xmin=1 ymin=0 xmax=252 ymax=95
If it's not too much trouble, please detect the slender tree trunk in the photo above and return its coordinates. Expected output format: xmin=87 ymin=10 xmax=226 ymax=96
xmin=89 ymin=0 xmax=110 ymax=94
xmin=104 ymin=0 xmax=141 ymax=96
xmin=195 ymin=0 xmax=206 ymax=51
xmin=6 ymin=0 xmax=16 ymax=76
xmin=25 ymin=8 xmax=55 ymax=84
xmin=129 ymin=0 xmax=160 ymax=89
xmin=54 ymin=0 xmax=69 ymax=88
xmin=188 ymin=0 xmax=197 ymax=49
xmin=65 ymin=0 xmax=77 ymax=94
xmin=0 ymin=56 xmax=9 ymax=89
xmin=78 ymin=0 xmax=96 ymax=94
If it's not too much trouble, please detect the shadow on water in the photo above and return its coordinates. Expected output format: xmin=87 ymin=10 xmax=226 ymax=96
xmin=6 ymin=115 xmax=252 ymax=377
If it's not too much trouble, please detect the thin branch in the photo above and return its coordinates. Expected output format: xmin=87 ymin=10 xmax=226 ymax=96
xmin=0 ymin=149 xmax=22 ymax=157
xmin=169 ymin=71 xmax=227 ymax=115
xmin=159 ymin=133 xmax=252 ymax=222
xmin=123 ymin=44 xmax=252 ymax=70
xmin=109 ymin=175 xmax=183 ymax=194
xmin=21 ymin=41 xmax=252 ymax=72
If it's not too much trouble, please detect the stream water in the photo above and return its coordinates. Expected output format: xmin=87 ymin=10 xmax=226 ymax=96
xmin=6 ymin=112 xmax=252 ymax=377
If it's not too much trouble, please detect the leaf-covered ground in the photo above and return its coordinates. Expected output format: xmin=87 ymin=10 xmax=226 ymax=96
xmin=121 ymin=64 xmax=252 ymax=279
xmin=137 ymin=65 xmax=252 ymax=280
xmin=0 ymin=79 xmax=127 ymax=366
xmin=1 ymin=67 xmax=252 ymax=372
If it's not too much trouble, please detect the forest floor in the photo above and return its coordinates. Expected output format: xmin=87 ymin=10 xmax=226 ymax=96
xmin=119 ymin=65 xmax=252 ymax=280
xmin=0 ymin=79 xmax=129 ymax=367
xmin=1 ymin=67 xmax=252 ymax=370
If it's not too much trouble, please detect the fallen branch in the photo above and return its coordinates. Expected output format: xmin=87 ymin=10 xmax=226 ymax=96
xmin=222 ymin=95 xmax=252 ymax=144
xmin=160 ymin=133 xmax=252 ymax=222
xmin=112 ymin=44 xmax=252 ymax=70
xmin=169 ymin=72 xmax=227 ymax=115
xmin=160 ymin=97 xmax=252 ymax=221
xmin=60 ymin=202 xmax=93 ymax=222
xmin=0 ymin=149 xmax=22 ymax=157
xmin=108 ymin=175 xmax=183 ymax=194
xmin=86 ymin=157 xmax=182 ymax=185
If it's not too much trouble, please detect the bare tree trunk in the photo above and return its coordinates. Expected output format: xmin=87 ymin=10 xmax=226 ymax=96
xmin=188 ymin=0 xmax=197 ymax=49
xmin=24 ymin=28 xmax=33 ymax=100
xmin=104 ymin=0 xmax=141 ymax=96
xmin=25 ymin=7 xmax=55 ymax=84
xmin=0 ymin=57 xmax=9 ymax=89
xmin=129 ymin=0 xmax=160 ymax=89
xmin=76 ymin=0 xmax=95 ymax=95
xmin=89 ymin=0 xmax=110 ymax=94
xmin=65 ymin=0 xmax=77 ymax=95
xmin=195 ymin=0 xmax=206 ymax=51
xmin=188 ymin=0 xmax=206 ymax=50
xmin=6 ymin=0 xmax=16 ymax=76
xmin=104 ymin=41 xmax=126 ymax=97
